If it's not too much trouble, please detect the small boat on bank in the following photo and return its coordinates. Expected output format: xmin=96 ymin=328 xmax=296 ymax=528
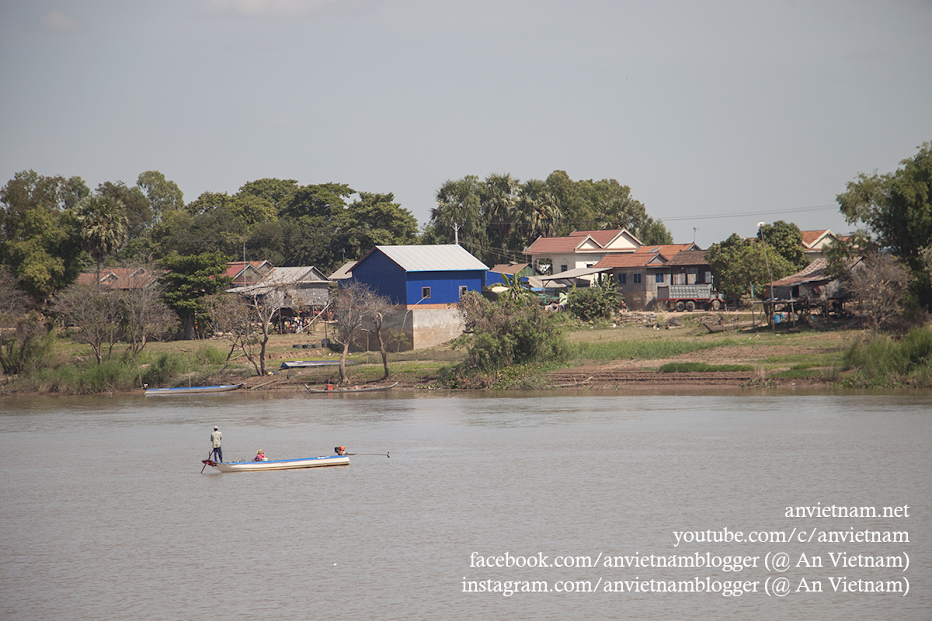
xmin=280 ymin=360 xmax=356 ymax=369
xmin=306 ymin=382 xmax=398 ymax=394
xmin=145 ymin=383 xmax=244 ymax=396
xmin=201 ymin=455 xmax=350 ymax=472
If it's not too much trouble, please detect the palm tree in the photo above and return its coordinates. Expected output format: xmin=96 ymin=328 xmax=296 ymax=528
xmin=75 ymin=196 xmax=128 ymax=288
xmin=429 ymin=176 xmax=488 ymax=256
xmin=481 ymin=173 xmax=520 ymax=261
xmin=516 ymin=179 xmax=561 ymax=248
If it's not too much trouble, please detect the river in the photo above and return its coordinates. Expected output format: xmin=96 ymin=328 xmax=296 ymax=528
xmin=1 ymin=391 xmax=929 ymax=620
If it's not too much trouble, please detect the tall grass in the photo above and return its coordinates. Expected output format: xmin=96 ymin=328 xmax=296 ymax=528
xmin=5 ymin=343 xmax=241 ymax=395
xmin=841 ymin=327 xmax=932 ymax=387
xmin=565 ymin=338 xmax=733 ymax=362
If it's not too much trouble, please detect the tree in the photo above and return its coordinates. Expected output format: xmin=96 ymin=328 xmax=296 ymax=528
xmin=74 ymin=196 xmax=129 ymax=288
xmin=159 ymin=251 xmax=231 ymax=340
xmin=845 ymin=252 xmax=913 ymax=332
xmin=343 ymin=192 xmax=419 ymax=258
xmin=96 ymin=181 xmax=150 ymax=240
xmin=758 ymin=221 xmax=807 ymax=270
xmin=837 ymin=141 xmax=932 ymax=309
xmin=238 ymin=178 xmax=299 ymax=213
xmin=512 ymin=179 xmax=561 ymax=251
xmin=0 ymin=266 xmax=54 ymax=376
xmin=566 ymin=274 xmax=622 ymax=321
xmin=481 ymin=173 xmax=520 ymax=261
xmin=425 ymin=176 xmax=486 ymax=253
xmin=455 ymin=291 xmax=565 ymax=375
xmin=0 ymin=171 xmax=89 ymax=307
xmin=137 ymin=170 xmax=184 ymax=226
xmin=56 ymin=284 xmax=123 ymax=364
xmin=118 ymin=275 xmax=177 ymax=365
xmin=705 ymin=234 xmax=795 ymax=303
xmin=331 ymin=282 xmax=393 ymax=384
xmin=280 ymin=183 xmax=354 ymax=220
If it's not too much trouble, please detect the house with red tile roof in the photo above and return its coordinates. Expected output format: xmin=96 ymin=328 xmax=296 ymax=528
xmin=800 ymin=229 xmax=843 ymax=258
xmin=224 ymin=261 xmax=274 ymax=287
xmin=593 ymin=251 xmax=671 ymax=309
xmin=523 ymin=229 xmax=642 ymax=283
xmin=75 ymin=267 xmax=164 ymax=290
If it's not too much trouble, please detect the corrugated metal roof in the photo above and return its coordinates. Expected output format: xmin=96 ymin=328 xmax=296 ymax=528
xmin=370 ymin=245 xmax=489 ymax=272
xmin=537 ymin=266 xmax=611 ymax=281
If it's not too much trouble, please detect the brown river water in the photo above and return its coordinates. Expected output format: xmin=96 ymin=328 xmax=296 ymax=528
xmin=1 ymin=391 xmax=930 ymax=620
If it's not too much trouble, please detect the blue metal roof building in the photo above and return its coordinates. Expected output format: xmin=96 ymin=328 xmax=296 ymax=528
xmin=350 ymin=245 xmax=489 ymax=307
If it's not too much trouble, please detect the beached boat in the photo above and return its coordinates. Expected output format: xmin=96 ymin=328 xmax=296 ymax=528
xmin=201 ymin=455 xmax=350 ymax=472
xmin=306 ymin=382 xmax=398 ymax=394
xmin=280 ymin=360 xmax=356 ymax=369
xmin=144 ymin=383 xmax=244 ymax=396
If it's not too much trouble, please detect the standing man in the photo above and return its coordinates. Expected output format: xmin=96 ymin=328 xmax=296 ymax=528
xmin=210 ymin=426 xmax=223 ymax=462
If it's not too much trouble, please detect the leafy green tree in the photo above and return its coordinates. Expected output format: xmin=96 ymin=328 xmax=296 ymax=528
xmin=837 ymin=141 xmax=932 ymax=309
xmin=0 ymin=171 xmax=88 ymax=306
xmin=136 ymin=171 xmax=184 ymax=226
xmin=758 ymin=220 xmax=807 ymax=270
xmin=96 ymin=181 xmax=150 ymax=239
xmin=706 ymin=234 xmax=795 ymax=303
xmin=159 ymin=251 xmax=232 ymax=340
xmin=566 ymin=274 xmax=622 ymax=321
xmin=74 ymin=195 xmax=129 ymax=288
xmin=280 ymin=183 xmax=354 ymax=220
xmin=343 ymin=192 xmax=419 ymax=258
xmin=455 ymin=291 xmax=565 ymax=375
xmin=0 ymin=266 xmax=55 ymax=375
xmin=238 ymin=178 xmax=299 ymax=212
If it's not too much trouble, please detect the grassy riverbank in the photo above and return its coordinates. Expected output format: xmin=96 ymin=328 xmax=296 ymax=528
xmin=2 ymin=312 xmax=930 ymax=395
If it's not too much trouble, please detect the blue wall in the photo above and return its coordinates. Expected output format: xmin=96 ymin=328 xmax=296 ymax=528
xmin=350 ymin=250 xmax=485 ymax=305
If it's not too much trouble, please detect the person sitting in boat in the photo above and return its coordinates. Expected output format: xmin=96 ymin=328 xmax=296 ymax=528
xmin=334 ymin=446 xmax=347 ymax=455
xmin=254 ymin=450 xmax=268 ymax=461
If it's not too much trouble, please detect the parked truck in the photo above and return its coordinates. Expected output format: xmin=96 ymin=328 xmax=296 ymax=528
xmin=656 ymin=284 xmax=725 ymax=312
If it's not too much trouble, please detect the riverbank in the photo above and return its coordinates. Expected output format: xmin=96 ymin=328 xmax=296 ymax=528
xmin=233 ymin=311 xmax=862 ymax=392
xmin=0 ymin=311 xmax=908 ymax=395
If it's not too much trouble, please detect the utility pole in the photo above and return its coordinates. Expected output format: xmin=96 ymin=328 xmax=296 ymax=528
xmin=453 ymin=222 xmax=461 ymax=245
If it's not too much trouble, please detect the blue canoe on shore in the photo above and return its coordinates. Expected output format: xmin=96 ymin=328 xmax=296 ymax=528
xmin=144 ymin=383 xmax=244 ymax=396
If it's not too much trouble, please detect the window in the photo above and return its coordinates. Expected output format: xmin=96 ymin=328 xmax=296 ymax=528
xmin=655 ymin=273 xmax=664 ymax=284
xmin=422 ymin=287 xmax=431 ymax=299
xmin=633 ymin=273 xmax=642 ymax=284
xmin=619 ymin=274 xmax=626 ymax=284
xmin=560 ymin=263 xmax=568 ymax=273
xmin=458 ymin=285 xmax=468 ymax=298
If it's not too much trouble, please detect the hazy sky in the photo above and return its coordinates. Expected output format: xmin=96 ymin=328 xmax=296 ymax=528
xmin=2 ymin=0 xmax=930 ymax=249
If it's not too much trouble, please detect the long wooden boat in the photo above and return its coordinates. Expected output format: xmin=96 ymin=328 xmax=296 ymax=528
xmin=201 ymin=455 xmax=350 ymax=472
xmin=306 ymin=382 xmax=398 ymax=394
xmin=280 ymin=360 xmax=356 ymax=369
xmin=145 ymin=383 xmax=244 ymax=396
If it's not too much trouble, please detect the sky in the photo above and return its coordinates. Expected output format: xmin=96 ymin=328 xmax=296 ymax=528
xmin=1 ymin=0 xmax=930 ymax=249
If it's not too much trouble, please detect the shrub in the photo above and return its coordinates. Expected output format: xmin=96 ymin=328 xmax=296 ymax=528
xmin=566 ymin=275 xmax=621 ymax=321
xmin=456 ymin=292 xmax=566 ymax=373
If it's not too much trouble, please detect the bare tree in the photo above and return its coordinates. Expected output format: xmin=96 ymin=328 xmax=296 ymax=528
xmin=845 ymin=252 xmax=913 ymax=332
xmin=332 ymin=282 xmax=395 ymax=384
xmin=366 ymin=293 xmax=396 ymax=381
xmin=119 ymin=281 xmax=177 ymax=365
xmin=56 ymin=285 xmax=123 ymax=364
xmin=0 ymin=267 xmax=53 ymax=376
xmin=210 ymin=286 xmax=298 ymax=376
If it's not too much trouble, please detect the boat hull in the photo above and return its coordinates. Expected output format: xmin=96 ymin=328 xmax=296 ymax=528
xmin=306 ymin=382 xmax=398 ymax=394
xmin=145 ymin=383 xmax=244 ymax=396
xmin=202 ymin=455 xmax=350 ymax=472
